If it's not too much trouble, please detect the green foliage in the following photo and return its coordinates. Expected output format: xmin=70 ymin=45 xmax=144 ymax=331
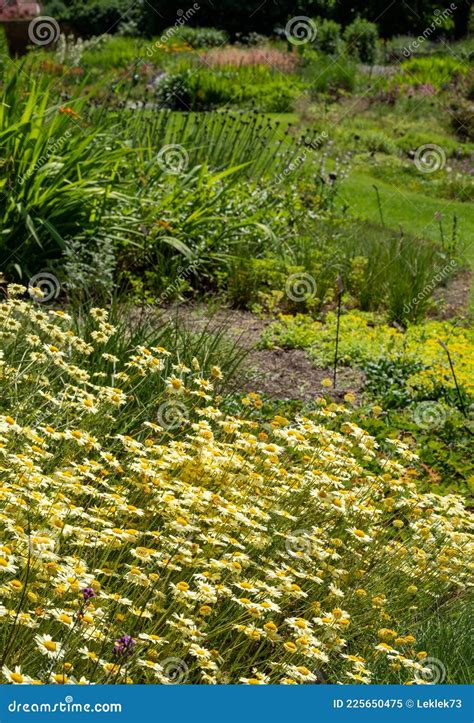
xmin=393 ymin=129 xmax=467 ymax=157
xmin=311 ymin=18 xmax=342 ymax=55
xmin=154 ymin=70 xmax=196 ymax=110
xmin=1 ymin=65 xmax=312 ymax=286
xmin=137 ymin=1 xmax=470 ymax=41
xmin=249 ymin=214 xmax=456 ymax=323
xmin=343 ymin=226 xmax=455 ymax=323
xmin=43 ymin=0 xmax=140 ymax=37
xmin=302 ymin=51 xmax=357 ymax=94
xmin=450 ymin=101 xmax=474 ymax=141
xmin=392 ymin=55 xmax=471 ymax=90
xmin=368 ymin=158 xmax=474 ymax=203
xmin=0 ymin=72 xmax=126 ymax=276
xmin=364 ymin=356 xmax=426 ymax=407
xmin=234 ymin=31 xmax=269 ymax=47
xmin=357 ymin=129 xmax=399 ymax=155
xmin=170 ymin=26 xmax=228 ymax=48
xmin=155 ymin=66 xmax=303 ymax=112
xmin=343 ymin=17 xmax=379 ymax=64
xmin=412 ymin=601 xmax=473 ymax=682
xmin=0 ymin=25 xmax=8 ymax=63
xmin=383 ymin=35 xmax=434 ymax=62
xmin=63 ymin=236 xmax=117 ymax=303
xmin=81 ymin=34 xmax=146 ymax=69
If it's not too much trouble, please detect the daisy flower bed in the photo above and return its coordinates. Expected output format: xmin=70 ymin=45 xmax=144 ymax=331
xmin=0 ymin=287 xmax=471 ymax=685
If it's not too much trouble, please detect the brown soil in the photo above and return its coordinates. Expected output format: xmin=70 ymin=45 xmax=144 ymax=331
xmin=153 ymin=268 xmax=470 ymax=401
xmin=162 ymin=304 xmax=364 ymax=401
xmin=429 ymin=269 xmax=472 ymax=320
xmin=163 ymin=305 xmax=270 ymax=348
xmin=242 ymin=347 xmax=364 ymax=401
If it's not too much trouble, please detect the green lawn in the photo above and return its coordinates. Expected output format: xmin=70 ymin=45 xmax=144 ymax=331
xmin=338 ymin=170 xmax=474 ymax=307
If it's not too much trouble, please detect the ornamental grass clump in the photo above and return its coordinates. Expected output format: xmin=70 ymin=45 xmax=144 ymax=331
xmin=0 ymin=288 xmax=471 ymax=684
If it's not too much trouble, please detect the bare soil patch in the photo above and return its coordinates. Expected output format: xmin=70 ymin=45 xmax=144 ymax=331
xmin=242 ymin=347 xmax=364 ymax=401
xmin=429 ymin=269 xmax=472 ymax=320
xmin=162 ymin=304 xmax=364 ymax=401
xmin=147 ymin=262 xmax=471 ymax=401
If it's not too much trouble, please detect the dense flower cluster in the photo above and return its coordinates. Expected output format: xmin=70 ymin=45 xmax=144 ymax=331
xmin=0 ymin=289 xmax=471 ymax=684
xmin=263 ymin=312 xmax=474 ymax=397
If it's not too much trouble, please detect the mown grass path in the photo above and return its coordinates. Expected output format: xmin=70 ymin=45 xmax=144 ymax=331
xmin=339 ymin=171 xmax=474 ymax=307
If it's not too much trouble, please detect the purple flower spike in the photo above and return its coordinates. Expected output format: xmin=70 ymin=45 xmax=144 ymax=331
xmin=113 ymin=634 xmax=136 ymax=658
xmin=81 ymin=587 xmax=96 ymax=601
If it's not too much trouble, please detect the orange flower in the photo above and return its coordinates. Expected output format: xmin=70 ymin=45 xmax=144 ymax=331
xmin=59 ymin=106 xmax=80 ymax=120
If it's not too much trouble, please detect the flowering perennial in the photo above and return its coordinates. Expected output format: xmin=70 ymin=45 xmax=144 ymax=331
xmin=0 ymin=288 xmax=471 ymax=684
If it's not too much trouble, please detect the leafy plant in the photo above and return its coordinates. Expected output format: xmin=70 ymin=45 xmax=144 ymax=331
xmin=43 ymin=0 xmax=140 ymax=37
xmin=170 ymin=26 xmax=228 ymax=48
xmin=63 ymin=236 xmax=117 ymax=303
xmin=343 ymin=17 xmax=379 ymax=64
xmin=301 ymin=51 xmax=357 ymax=94
xmin=0 ymin=70 xmax=127 ymax=276
xmin=311 ymin=18 xmax=343 ymax=55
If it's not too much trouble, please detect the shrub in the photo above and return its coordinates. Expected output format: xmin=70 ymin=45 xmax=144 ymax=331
xmin=234 ymin=31 xmax=268 ymax=47
xmin=155 ymin=70 xmax=194 ymax=110
xmin=170 ymin=26 xmax=228 ymax=48
xmin=343 ymin=17 xmax=378 ymax=64
xmin=224 ymin=256 xmax=288 ymax=308
xmin=302 ymin=52 xmax=356 ymax=94
xmin=230 ymin=78 xmax=300 ymax=112
xmin=63 ymin=236 xmax=117 ymax=303
xmin=154 ymin=67 xmax=302 ymax=112
xmin=312 ymin=18 xmax=342 ymax=56
xmin=357 ymin=130 xmax=399 ymax=155
xmin=43 ymin=0 xmax=139 ymax=37
xmin=383 ymin=35 xmax=434 ymax=62
xmin=450 ymin=101 xmax=474 ymax=141
xmin=391 ymin=55 xmax=471 ymax=91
